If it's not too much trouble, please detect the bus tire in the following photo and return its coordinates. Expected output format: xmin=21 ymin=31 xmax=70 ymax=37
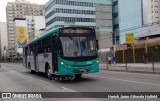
xmin=75 ymin=74 xmax=82 ymax=80
xmin=30 ymin=70 xmax=35 ymax=74
xmin=28 ymin=63 xmax=34 ymax=74
xmin=28 ymin=62 xmax=31 ymax=69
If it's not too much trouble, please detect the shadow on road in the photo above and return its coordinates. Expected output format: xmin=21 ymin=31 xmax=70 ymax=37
xmin=59 ymin=77 xmax=96 ymax=83
xmin=23 ymin=71 xmax=97 ymax=84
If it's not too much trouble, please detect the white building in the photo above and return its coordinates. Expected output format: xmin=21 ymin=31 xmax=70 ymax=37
xmin=6 ymin=0 xmax=45 ymax=56
xmin=25 ymin=16 xmax=46 ymax=42
xmin=137 ymin=0 xmax=160 ymax=39
xmin=0 ymin=22 xmax=8 ymax=59
xmin=16 ymin=0 xmax=27 ymax=2
xmin=143 ymin=0 xmax=160 ymax=25
xmin=96 ymin=4 xmax=113 ymax=49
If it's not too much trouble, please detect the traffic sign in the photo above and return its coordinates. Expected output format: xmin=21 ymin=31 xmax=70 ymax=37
xmin=125 ymin=34 xmax=134 ymax=44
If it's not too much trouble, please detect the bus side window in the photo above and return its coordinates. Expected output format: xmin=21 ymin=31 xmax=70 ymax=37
xmin=44 ymin=37 xmax=51 ymax=53
xmin=48 ymin=47 xmax=51 ymax=52
xmin=25 ymin=47 xmax=27 ymax=56
xmin=45 ymin=45 xmax=51 ymax=52
xmin=38 ymin=47 xmax=44 ymax=53
xmin=57 ymin=38 xmax=63 ymax=55
xmin=34 ymin=43 xmax=38 ymax=54
xmin=37 ymin=41 xmax=44 ymax=53
xmin=27 ymin=46 xmax=31 ymax=55
xmin=30 ymin=45 xmax=33 ymax=56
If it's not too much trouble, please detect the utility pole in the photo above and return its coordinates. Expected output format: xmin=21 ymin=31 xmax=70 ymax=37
xmin=4 ymin=46 xmax=6 ymax=63
xmin=113 ymin=31 xmax=118 ymax=63
xmin=114 ymin=31 xmax=117 ymax=45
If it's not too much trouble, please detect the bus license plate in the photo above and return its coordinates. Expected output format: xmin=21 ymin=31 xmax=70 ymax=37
xmin=79 ymin=68 xmax=86 ymax=72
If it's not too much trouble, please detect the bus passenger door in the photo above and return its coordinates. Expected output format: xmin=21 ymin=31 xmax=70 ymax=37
xmin=34 ymin=43 xmax=38 ymax=71
xmin=23 ymin=47 xmax=27 ymax=68
xmin=52 ymin=36 xmax=58 ymax=73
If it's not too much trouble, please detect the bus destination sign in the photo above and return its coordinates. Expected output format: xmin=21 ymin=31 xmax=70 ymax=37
xmin=62 ymin=29 xmax=92 ymax=34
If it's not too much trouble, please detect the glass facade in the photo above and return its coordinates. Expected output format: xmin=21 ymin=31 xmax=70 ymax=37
xmin=112 ymin=0 xmax=143 ymax=44
xmin=119 ymin=0 xmax=142 ymax=44
xmin=45 ymin=0 xmax=112 ymax=32
xmin=46 ymin=17 xmax=95 ymax=26
xmin=46 ymin=8 xmax=95 ymax=19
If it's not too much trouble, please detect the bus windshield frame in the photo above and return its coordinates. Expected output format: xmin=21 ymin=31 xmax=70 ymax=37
xmin=58 ymin=28 xmax=98 ymax=60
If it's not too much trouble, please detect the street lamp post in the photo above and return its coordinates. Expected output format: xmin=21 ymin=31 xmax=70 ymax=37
xmin=114 ymin=31 xmax=117 ymax=45
xmin=113 ymin=31 xmax=118 ymax=63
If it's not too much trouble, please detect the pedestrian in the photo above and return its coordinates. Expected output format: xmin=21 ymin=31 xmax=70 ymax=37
xmin=108 ymin=56 xmax=112 ymax=66
xmin=106 ymin=53 xmax=112 ymax=69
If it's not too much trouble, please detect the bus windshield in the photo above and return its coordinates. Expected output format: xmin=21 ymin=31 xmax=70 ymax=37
xmin=59 ymin=36 xmax=97 ymax=57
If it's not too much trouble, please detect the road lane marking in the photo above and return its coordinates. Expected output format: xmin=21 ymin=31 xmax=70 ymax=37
xmin=4 ymin=64 xmax=160 ymax=88
xmin=87 ymin=75 xmax=160 ymax=87
xmin=4 ymin=63 xmax=160 ymax=77
xmin=2 ymin=65 xmax=78 ymax=92
xmin=100 ymin=69 xmax=160 ymax=77
xmin=60 ymin=87 xmax=77 ymax=92
xmin=3 ymin=64 xmax=23 ymax=67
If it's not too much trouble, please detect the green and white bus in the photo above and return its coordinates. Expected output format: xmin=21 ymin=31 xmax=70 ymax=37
xmin=23 ymin=27 xmax=99 ymax=80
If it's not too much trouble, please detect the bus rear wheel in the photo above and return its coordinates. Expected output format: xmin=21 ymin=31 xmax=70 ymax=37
xmin=75 ymin=74 xmax=82 ymax=80
xmin=30 ymin=70 xmax=35 ymax=74
xmin=28 ymin=63 xmax=35 ymax=74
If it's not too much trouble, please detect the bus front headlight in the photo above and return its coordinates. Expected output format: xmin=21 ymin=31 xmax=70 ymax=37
xmin=61 ymin=62 xmax=68 ymax=67
xmin=97 ymin=60 xmax=99 ymax=63
xmin=61 ymin=62 xmax=64 ymax=65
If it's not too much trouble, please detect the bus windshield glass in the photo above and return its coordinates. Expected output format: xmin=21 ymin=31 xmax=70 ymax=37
xmin=59 ymin=36 xmax=97 ymax=57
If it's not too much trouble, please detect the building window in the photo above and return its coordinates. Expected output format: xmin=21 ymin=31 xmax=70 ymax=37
xmin=46 ymin=17 xmax=95 ymax=26
xmin=45 ymin=8 xmax=95 ymax=19
xmin=46 ymin=0 xmax=97 ymax=11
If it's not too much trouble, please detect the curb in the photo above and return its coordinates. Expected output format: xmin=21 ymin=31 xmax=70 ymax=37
xmin=100 ymin=68 xmax=160 ymax=75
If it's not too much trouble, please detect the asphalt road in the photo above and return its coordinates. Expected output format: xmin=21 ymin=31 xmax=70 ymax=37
xmin=1 ymin=63 xmax=160 ymax=101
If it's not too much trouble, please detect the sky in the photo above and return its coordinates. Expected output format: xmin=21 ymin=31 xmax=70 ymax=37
xmin=0 ymin=0 xmax=49 ymax=22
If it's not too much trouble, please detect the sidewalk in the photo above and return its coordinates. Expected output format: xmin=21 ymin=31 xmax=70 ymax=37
xmin=99 ymin=63 xmax=160 ymax=74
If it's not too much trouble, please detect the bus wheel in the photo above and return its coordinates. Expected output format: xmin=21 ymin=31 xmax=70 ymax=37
xmin=47 ymin=68 xmax=52 ymax=80
xmin=75 ymin=74 xmax=82 ymax=80
xmin=30 ymin=70 xmax=35 ymax=74
xmin=28 ymin=63 xmax=34 ymax=74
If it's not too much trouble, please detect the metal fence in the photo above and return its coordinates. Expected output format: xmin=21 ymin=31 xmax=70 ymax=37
xmin=99 ymin=44 xmax=160 ymax=73
xmin=115 ymin=45 xmax=160 ymax=63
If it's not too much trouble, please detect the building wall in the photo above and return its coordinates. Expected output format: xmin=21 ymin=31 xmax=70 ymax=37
xmin=143 ymin=0 xmax=160 ymax=25
xmin=45 ymin=0 xmax=113 ymax=49
xmin=0 ymin=22 xmax=8 ymax=58
xmin=150 ymin=0 xmax=160 ymax=23
xmin=35 ymin=30 xmax=45 ymax=38
xmin=26 ymin=16 xmax=46 ymax=42
xmin=142 ymin=0 xmax=152 ymax=25
xmin=45 ymin=0 xmax=112 ymax=31
xmin=118 ymin=0 xmax=143 ymax=44
xmin=16 ymin=0 xmax=27 ymax=2
xmin=96 ymin=4 xmax=113 ymax=49
xmin=6 ymin=1 xmax=45 ymax=55
xmin=112 ymin=0 xmax=119 ymax=44
xmin=34 ymin=16 xmax=46 ymax=30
